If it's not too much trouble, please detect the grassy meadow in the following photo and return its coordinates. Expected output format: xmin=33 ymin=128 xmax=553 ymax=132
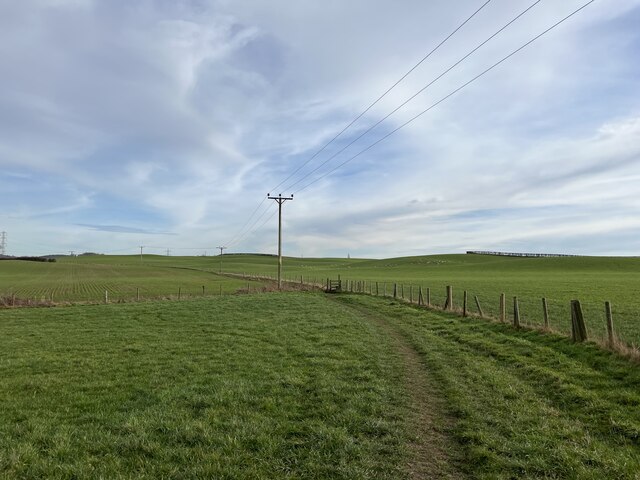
xmin=1 ymin=292 xmax=639 ymax=478
xmin=1 ymin=253 xmax=639 ymax=343
xmin=219 ymin=253 xmax=640 ymax=345
xmin=0 ymin=257 xmax=262 ymax=302
xmin=0 ymin=294 xmax=408 ymax=479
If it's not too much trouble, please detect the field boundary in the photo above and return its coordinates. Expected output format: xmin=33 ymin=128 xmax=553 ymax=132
xmin=229 ymin=272 xmax=640 ymax=363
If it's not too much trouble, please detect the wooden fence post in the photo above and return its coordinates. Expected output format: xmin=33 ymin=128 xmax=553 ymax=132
xmin=393 ymin=283 xmax=397 ymax=299
xmin=178 ymin=287 xmax=181 ymax=300
xmin=202 ymin=285 xmax=205 ymax=296
xmin=500 ymin=293 xmax=506 ymax=322
xmin=104 ymin=290 xmax=108 ymax=304
xmin=570 ymin=300 xmax=588 ymax=342
xmin=445 ymin=286 xmax=453 ymax=310
xmin=376 ymin=282 xmax=379 ymax=296
xmin=542 ymin=297 xmax=549 ymax=329
xmin=513 ymin=296 xmax=520 ymax=328
xmin=463 ymin=290 xmax=468 ymax=317
xmin=605 ymin=301 xmax=615 ymax=347
xmin=474 ymin=295 xmax=483 ymax=317
xmin=136 ymin=288 xmax=140 ymax=301
xmin=418 ymin=286 xmax=423 ymax=306
xmin=409 ymin=285 xmax=413 ymax=303
xmin=427 ymin=287 xmax=431 ymax=306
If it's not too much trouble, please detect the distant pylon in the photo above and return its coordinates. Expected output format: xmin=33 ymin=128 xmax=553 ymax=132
xmin=0 ymin=231 xmax=6 ymax=256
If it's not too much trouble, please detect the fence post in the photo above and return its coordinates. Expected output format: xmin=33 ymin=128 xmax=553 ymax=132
xmin=409 ymin=285 xmax=413 ymax=303
xmin=605 ymin=301 xmax=615 ymax=347
xmin=376 ymin=282 xmax=379 ymax=296
xmin=542 ymin=297 xmax=549 ymax=329
xmin=384 ymin=283 xmax=387 ymax=297
xmin=104 ymin=290 xmax=108 ymax=304
xmin=463 ymin=291 xmax=468 ymax=317
xmin=570 ymin=300 xmax=588 ymax=342
xmin=445 ymin=286 xmax=453 ymax=310
xmin=418 ymin=286 xmax=423 ymax=306
xmin=393 ymin=283 xmax=397 ymax=299
xmin=178 ymin=287 xmax=181 ymax=300
xmin=427 ymin=287 xmax=431 ymax=306
xmin=513 ymin=296 xmax=520 ymax=327
xmin=202 ymin=285 xmax=205 ymax=296
xmin=474 ymin=295 xmax=483 ymax=317
xmin=500 ymin=293 xmax=506 ymax=322
xmin=136 ymin=288 xmax=140 ymax=301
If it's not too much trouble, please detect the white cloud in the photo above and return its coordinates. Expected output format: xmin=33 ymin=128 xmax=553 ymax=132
xmin=1 ymin=0 xmax=640 ymax=256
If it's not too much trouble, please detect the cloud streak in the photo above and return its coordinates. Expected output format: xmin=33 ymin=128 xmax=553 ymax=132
xmin=1 ymin=0 xmax=639 ymax=257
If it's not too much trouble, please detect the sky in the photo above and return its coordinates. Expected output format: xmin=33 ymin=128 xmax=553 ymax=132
xmin=1 ymin=0 xmax=639 ymax=258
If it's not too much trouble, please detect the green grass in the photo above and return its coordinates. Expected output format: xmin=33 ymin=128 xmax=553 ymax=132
xmin=335 ymin=294 xmax=640 ymax=479
xmin=214 ymin=253 xmax=640 ymax=346
xmin=0 ymin=293 xmax=408 ymax=479
xmin=0 ymin=258 xmax=261 ymax=302
xmin=2 ymin=291 xmax=639 ymax=477
xmin=2 ymin=252 xmax=640 ymax=343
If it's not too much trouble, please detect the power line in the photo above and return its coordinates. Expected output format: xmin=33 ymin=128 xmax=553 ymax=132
xmin=269 ymin=0 xmax=494 ymax=194
xmin=283 ymin=0 xmax=543 ymax=192
xmin=223 ymin=196 xmax=267 ymax=247
xmin=294 ymin=0 xmax=598 ymax=194
xmin=227 ymin=202 xmax=277 ymax=248
xmin=222 ymin=0 xmax=493 ymax=249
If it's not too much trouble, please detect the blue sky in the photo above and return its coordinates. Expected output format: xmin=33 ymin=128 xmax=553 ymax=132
xmin=1 ymin=0 xmax=639 ymax=257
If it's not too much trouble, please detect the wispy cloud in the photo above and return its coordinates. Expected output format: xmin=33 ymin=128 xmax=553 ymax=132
xmin=1 ymin=0 xmax=639 ymax=256
xmin=76 ymin=224 xmax=176 ymax=235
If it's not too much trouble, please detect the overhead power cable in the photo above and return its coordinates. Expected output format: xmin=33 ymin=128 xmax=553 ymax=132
xmin=294 ymin=0 xmax=597 ymax=194
xmin=221 ymin=0 xmax=493 ymax=248
xmin=223 ymin=196 xmax=268 ymax=246
xmin=269 ymin=0 xmax=493 ymax=194
xmin=227 ymin=202 xmax=277 ymax=248
xmin=283 ymin=0 xmax=543 ymax=192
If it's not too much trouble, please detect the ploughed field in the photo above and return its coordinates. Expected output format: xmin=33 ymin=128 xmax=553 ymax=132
xmin=1 ymin=293 xmax=639 ymax=479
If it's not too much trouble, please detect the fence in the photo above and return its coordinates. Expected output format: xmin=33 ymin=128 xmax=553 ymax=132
xmin=228 ymin=272 xmax=637 ymax=356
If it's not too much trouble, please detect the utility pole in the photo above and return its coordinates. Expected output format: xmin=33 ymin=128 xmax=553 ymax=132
xmin=216 ymin=246 xmax=227 ymax=273
xmin=0 ymin=232 xmax=6 ymax=256
xmin=166 ymin=249 xmax=171 ymax=256
xmin=267 ymin=193 xmax=294 ymax=289
xmin=139 ymin=246 xmax=144 ymax=262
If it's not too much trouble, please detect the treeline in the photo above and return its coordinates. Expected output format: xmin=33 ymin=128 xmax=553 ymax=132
xmin=0 ymin=256 xmax=56 ymax=263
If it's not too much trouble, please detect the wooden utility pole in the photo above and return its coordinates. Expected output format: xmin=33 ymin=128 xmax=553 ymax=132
xmin=216 ymin=246 xmax=227 ymax=273
xmin=267 ymin=193 xmax=294 ymax=289
xmin=139 ymin=246 xmax=144 ymax=262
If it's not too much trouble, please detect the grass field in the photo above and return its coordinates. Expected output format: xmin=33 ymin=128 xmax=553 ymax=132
xmin=215 ymin=253 xmax=640 ymax=345
xmin=0 ymin=258 xmax=262 ymax=302
xmin=1 ymin=293 xmax=639 ymax=478
xmin=2 ymin=252 xmax=639 ymax=344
